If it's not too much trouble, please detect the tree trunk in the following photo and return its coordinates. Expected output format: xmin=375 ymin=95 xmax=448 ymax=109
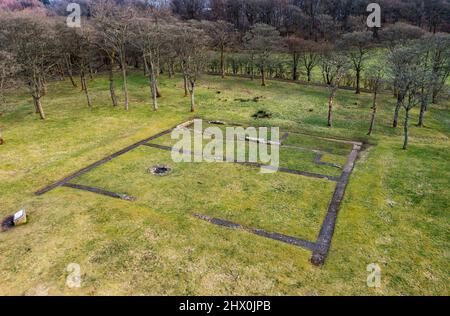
xmin=418 ymin=97 xmax=427 ymax=127
xmin=168 ymin=61 xmax=174 ymax=78
xmin=80 ymin=73 xmax=85 ymax=91
xmin=156 ymin=83 xmax=162 ymax=98
xmin=292 ymin=54 xmax=298 ymax=81
xmin=88 ymin=63 xmax=94 ymax=79
xmin=432 ymin=88 xmax=438 ymax=104
xmin=0 ymin=74 xmax=4 ymax=105
xmin=393 ymin=94 xmax=402 ymax=128
xmin=355 ymin=68 xmax=361 ymax=94
xmin=33 ymin=97 xmax=39 ymax=114
xmin=367 ymin=90 xmax=378 ymax=135
xmin=417 ymin=105 xmax=425 ymax=127
xmin=144 ymin=56 xmax=158 ymax=111
xmin=31 ymin=70 xmax=45 ymax=119
xmin=250 ymin=54 xmax=255 ymax=81
xmin=327 ymin=89 xmax=336 ymax=127
xmin=220 ymin=45 xmax=225 ymax=78
xmin=33 ymin=95 xmax=45 ymax=120
xmin=372 ymin=27 xmax=379 ymax=39
xmin=41 ymin=77 xmax=47 ymax=96
xmin=58 ymin=64 xmax=65 ymax=81
xmin=65 ymin=56 xmax=77 ymax=88
xmin=189 ymin=82 xmax=195 ymax=112
xmin=81 ymin=71 xmax=92 ymax=107
xmin=143 ymin=57 xmax=148 ymax=76
xmin=151 ymin=75 xmax=158 ymax=111
xmin=183 ymin=75 xmax=188 ymax=97
xmin=109 ymin=58 xmax=118 ymax=107
xmin=261 ymin=68 xmax=266 ymax=86
xmin=121 ymin=57 xmax=129 ymax=110
xmin=307 ymin=68 xmax=312 ymax=82
xmin=403 ymin=109 xmax=410 ymax=150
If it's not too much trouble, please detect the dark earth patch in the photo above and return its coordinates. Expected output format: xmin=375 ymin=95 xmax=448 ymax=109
xmin=252 ymin=110 xmax=272 ymax=119
xmin=1 ymin=215 xmax=14 ymax=232
xmin=148 ymin=165 xmax=172 ymax=176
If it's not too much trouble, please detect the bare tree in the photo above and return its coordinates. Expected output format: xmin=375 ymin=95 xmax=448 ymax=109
xmin=367 ymin=63 xmax=386 ymax=135
xmin=414 ymin=38 xmax=435 ymax=127
xmin=130 ymin=17 xmax=163 ymax=111
xmin=299 ymin=39 xmax=323 ymax=82
xmin=90 ymin=20 xmax=119 ymax=107
xmin=0 ymin=51 xmax=19 ymax=105
xmin=91 ymin=0 xmax=134 ymax=110
xmin=56 ymin=23 xmax=79 ymax=88
xmin=71 ymin=26 xmax=96 ymax=108
xmin=0 ymin=13 xmax=56 ymax=119
xmin=380 ymin=23 xmax=427 ymax=128
xmin=285 ymin=36 xmax=302 ymax=81
xmin=203 ymin=20 xmax=236 ymax=78
xmin=389 ymin=45 xmax=427 ymax=149
xmin=389 ymin=40 xmax=420 ymax=128
xmin=0 ymin=49 xmax=19 ymax=145
xmin=338 ymin=31 xmax=373 ymax=94
xmin=244 ymin=23 xmax=282 ymax=86
xmin=323 ymin=54 xmax=349 ymax=127
xmin=427 ymin=33 xmax=450 ymax=105
xmin=172 ymin=22 xmax=210 ymax=112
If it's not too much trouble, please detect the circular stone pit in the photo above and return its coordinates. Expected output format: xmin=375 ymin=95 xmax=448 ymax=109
xmin=148 ymin=165 xmax=172 ymax=176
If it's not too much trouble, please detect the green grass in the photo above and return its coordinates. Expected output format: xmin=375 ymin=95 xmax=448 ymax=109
xmin=71 ymin=146 xmax=335 ymax=241
xmin=0 ymin=71 xmax=449 ymax=295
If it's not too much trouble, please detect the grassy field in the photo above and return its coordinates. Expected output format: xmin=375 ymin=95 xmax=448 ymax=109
xmin=0 ymin=72 xmax=449 ymax=295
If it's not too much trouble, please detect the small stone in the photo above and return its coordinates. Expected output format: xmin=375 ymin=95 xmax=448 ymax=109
xmin=386 ymin=199 xmax=396 ymax=208
xmin=13 ymin=209 xmax=27 ymax=226
xmin=176 ymin=120 xmax=194 ymax=129
xmin=310 ymin=253 xmax=325 ymax=266
xmin=245 ymin=136 xmax=280 ymax=146
xmin=208 ymin=120 xmax=226 ymax=125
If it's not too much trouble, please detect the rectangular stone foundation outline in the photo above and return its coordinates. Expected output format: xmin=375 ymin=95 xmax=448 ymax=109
xmin=34 ymin=119 xmax=362 ymax=266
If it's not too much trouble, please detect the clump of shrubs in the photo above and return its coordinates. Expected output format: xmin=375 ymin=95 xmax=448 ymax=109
xmin=252 ymin=110 xmax=272 ymax=119
xmin=235 ymin=96 xmax=263 ymax=103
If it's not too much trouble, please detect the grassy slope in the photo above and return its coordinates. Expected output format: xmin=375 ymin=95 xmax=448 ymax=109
xmin=0 ymin=72 xmax=448 ymax=295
